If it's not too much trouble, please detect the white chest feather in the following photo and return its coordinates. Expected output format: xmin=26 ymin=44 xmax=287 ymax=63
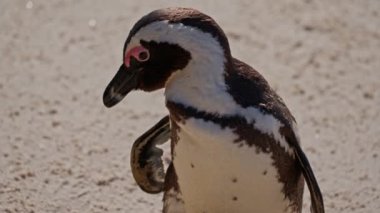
xmin=172 ymin=118 xmax=292 ymax=213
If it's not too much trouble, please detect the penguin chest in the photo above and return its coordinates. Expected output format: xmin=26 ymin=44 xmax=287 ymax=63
xmin=172 ymin=118 xmax=293 ymax=213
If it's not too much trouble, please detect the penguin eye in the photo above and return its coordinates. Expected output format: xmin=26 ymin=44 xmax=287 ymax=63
xmin=137 ymin=50 xmax=150 ymax=62
xmin=124 ymin=46 xmax=150 ymax=67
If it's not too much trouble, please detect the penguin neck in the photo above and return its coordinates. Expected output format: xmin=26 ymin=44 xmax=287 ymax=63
xmin=164 ymin=51 xmax=236 ymax=115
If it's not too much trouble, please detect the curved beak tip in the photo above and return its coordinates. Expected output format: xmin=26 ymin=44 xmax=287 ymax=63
xmin=103 ymin=96 xmax=116 ymax=108
xmin=102 ymin=64 xmax=139 ymax=108
xmin=103 ymin=87 xmax=123 ymax=108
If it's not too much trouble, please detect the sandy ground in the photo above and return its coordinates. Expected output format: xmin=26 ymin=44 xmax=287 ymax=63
xmin=0 ymin=0 xmax=379 ymax=212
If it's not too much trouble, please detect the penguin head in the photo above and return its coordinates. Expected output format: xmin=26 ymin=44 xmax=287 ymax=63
xmin=103 ymin=7 xmax=231 ymax=107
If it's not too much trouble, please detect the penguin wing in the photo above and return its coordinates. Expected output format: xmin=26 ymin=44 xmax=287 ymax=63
xmin=131 ymin=115 xmax=170 ymax=193
xmin=230 ymin=58 xmax=325 ymax=212
xmin=285 ymin=127 xmax=325 ymax=213
xmin=294 ymin=141 xmax=325 ymax=213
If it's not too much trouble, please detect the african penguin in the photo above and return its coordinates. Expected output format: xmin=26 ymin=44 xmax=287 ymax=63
xmin=103 ymin=7 xmax=324 ymax=213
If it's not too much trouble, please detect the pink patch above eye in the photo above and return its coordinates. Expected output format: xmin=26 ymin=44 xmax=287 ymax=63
xmin=124 ymin=46 xmax=150 ymax=68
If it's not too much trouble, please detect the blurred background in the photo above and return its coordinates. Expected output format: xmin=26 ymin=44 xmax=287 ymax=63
xmin=0 ymin=0 xmax=379 ymax=212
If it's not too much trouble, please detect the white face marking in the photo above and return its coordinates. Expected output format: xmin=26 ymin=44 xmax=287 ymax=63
xmin=173 ymin=118 xmax=293 ymax=212
xmin=129 ymin=21 xmax=294 ymax=151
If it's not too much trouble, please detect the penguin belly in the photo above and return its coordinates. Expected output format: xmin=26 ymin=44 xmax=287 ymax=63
xmin=172 ymin=118 xmax=293 ymax=213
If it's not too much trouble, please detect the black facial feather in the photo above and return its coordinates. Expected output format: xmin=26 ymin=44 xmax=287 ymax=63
xmin=137 ymin=40 xmax=191 ymax=91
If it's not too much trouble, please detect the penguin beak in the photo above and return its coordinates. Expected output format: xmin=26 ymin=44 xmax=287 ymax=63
xmin=103 ymin=63 xmax=140 ymax=108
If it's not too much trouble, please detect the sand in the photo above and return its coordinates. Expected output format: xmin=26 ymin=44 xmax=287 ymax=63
xmin=0 ymin=0 xmax=379 ymax=212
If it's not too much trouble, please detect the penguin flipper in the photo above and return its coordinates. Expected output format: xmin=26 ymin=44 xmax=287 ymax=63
xmin=292 ymin=137 xmax=325 ymax=213
xmin=131 ymin=115 xmax=171 ymax=193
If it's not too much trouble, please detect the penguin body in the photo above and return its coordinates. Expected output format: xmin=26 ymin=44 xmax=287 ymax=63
xmin=103 ymin=8 xmax=324 ymax=213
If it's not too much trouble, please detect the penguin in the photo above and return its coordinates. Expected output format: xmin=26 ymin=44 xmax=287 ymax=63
xmin=103 ymin=7 xmax=324 ymax=213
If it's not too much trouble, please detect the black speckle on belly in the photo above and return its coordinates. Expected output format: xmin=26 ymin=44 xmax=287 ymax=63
xmin=231 ymin=177 xmax=238 ymax=183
